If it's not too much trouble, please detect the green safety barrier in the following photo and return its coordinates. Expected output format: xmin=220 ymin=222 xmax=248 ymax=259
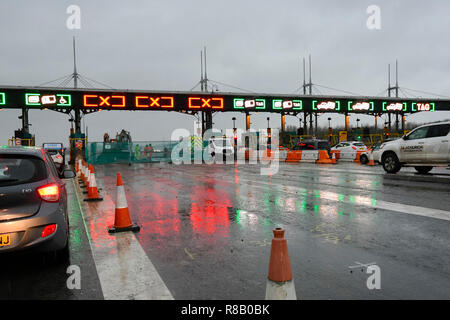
xmin=86 ymin=141 xmax=178 ymax=164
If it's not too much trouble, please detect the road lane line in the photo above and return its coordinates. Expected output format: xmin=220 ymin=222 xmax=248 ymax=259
xmin=70 ymin=179 xmax=174 ymax=300
xmin=235 ymin=177 xmax=450 ymax=222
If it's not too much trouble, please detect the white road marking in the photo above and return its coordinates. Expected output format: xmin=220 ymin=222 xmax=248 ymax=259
xmin=236 ymin=177 xmax=450 ymax=222
xmin=70 ymin=179 xmax=173 ymax=300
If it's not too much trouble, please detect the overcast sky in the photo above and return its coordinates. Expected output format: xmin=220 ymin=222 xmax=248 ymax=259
xmin=1 ymin=0 xmax=450 ymax=145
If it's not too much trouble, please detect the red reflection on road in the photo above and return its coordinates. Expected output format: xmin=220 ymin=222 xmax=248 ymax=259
xmin=189 ymin=185 xmax=231 ymax=237
xmin=136 ymin=193 xmax=180 ymax=236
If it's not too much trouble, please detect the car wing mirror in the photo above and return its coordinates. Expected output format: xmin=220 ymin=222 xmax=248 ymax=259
xmin=61 ymin=169 xmax=76 ymax=179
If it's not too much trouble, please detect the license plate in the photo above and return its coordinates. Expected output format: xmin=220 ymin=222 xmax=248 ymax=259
xmin=0 ymin=234 xmax=11 ymax=247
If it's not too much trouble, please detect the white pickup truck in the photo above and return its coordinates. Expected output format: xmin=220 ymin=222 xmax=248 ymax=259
xmin=379 ymin=121 xmax=450 ymax=173
xmin=208 ymin=137 xmax=235 ymax=158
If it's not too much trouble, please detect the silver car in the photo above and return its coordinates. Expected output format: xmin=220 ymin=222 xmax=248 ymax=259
xmin=0 ymin=146 xmax=75 ymax=262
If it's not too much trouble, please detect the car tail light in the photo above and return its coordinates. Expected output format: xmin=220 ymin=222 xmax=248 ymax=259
xmin=37 ymin=184 xmax=60 ymax=202
xmin=352 ymin=146 xmax=357 ymax=150
xmin=41 ymin=224 xmax=57 ymax=238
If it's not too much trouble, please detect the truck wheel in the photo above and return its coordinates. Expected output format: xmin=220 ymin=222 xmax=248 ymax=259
xmin=382 ymin=153 xmax=401 ymax=174
xmin=414 ymin=166 xmax=433 ymax=174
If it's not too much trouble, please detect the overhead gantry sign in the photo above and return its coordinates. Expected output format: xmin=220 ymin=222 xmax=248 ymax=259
xmin=0 ymin=86 xmax=446 ymax=114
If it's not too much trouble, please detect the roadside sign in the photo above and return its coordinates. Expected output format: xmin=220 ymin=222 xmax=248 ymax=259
xmin=339 ymin=131 xmax=348 ymax=142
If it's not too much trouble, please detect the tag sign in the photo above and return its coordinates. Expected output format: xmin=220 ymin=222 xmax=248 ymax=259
xmin=412 ymin=102 xmax=435 ymax=112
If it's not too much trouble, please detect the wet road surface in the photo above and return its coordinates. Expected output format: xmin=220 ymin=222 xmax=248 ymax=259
xmin=2 ymin=162 xmax=450 ymax=299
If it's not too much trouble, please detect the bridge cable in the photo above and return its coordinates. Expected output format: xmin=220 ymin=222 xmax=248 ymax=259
xmin=313 ymin=83 xmax=362 ymax=96
xmin=37 ymin=74 xmax=74 ymax=87
xmin=79 ymin=75 xmax=115 ymax=89
xmin=208 ymin=79 xmax=256 ymax=93
xmin=401 ymin=87 xmax=450 ymax=99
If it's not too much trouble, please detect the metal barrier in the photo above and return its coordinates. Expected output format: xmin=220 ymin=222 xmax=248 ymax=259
xmin=8 ymin=138 xmax=35 ymax=146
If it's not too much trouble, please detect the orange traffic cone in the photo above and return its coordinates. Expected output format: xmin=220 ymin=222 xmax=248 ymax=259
xmin=108 ymin=173 xmax=140 ymax=233
xmin=367 ymin=152 xmax=376 ymax=166
xmin=84 ymin=165 xmax=103 ymax=202
xmin=83 ymin=163 xmax=90 ymax=189
xmin=354 ymin=150 xmax=363 ymax=163
xmin=78 ymin=161 xmax=85 ymax=184
xmin=266 ymin=228 xmax=296 ymax=300
xmin=316 ymin=150 xmax=333 ymax=164
xmin=331 ymin=152 xmax=337 ymax=164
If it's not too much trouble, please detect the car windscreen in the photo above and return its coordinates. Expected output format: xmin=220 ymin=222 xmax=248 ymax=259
xmin=0 ymin=155 xmax=47 ymax=187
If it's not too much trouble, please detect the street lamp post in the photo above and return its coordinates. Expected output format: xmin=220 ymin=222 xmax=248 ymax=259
xmin=328 ymin=117 xmax=332 ymax=143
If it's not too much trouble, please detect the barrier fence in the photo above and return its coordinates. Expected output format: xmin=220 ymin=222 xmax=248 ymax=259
xmin=86 ymin=141 xmax=178 ymax=164
xmin=86 ymin=140 xmax=374 ymax=165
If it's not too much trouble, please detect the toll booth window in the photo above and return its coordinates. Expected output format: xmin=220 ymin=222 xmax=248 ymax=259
xmin=406 ymin=127 xmax=429 ymax=140
xmin=426 ymin=124 xmax=450 ymax=138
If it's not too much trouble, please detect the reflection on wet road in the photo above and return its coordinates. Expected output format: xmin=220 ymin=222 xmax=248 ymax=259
xmin=89 ymin=162 xmax=450 ymax=299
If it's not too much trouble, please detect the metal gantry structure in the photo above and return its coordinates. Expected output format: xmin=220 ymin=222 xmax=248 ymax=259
xmin=2 ymin=43 xmax=450 ymax=158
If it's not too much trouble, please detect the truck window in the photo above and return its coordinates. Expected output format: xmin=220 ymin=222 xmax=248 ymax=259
xmin=426 ymin=124 xmax=450 ymax=138
xmin=405 ymin=127 xmax=429 ymax=140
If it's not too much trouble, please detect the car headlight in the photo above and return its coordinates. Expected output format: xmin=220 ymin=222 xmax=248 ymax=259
xmin=379 ymin=143 xmax=385 ymax=150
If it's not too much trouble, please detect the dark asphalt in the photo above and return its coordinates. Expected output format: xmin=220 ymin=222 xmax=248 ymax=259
xmin=2 ymin=161 xmax=450 ymax=299
xmin=93 ymin=162 xmax=450 ymax=299
xmin=0 ymin=181 xmax=103 ymax=300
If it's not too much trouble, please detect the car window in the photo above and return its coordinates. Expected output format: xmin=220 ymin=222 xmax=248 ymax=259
xmin=341 ymin=143 xmax=350 ymax=147
xmin=0 ymin=155 xmax=47 ymax=187
xmin=294 ymin=143 xmax=316 ymax=150
xmin=426 ymin=124 xmax=450 ymax=138
xmin=44 ymin=152 xmax=59 ymax=177
xmin=406 ymin=127 xmax=429 ymax=140
xmin=353 ymin=143 xmax=365 ymax=147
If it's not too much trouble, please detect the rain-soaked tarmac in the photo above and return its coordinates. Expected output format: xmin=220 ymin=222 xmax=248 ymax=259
xmin=2 ymin=162 xmax=450 ymax=299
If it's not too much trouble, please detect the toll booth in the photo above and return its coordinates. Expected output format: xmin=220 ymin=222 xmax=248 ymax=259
xmin=9 ymin=129 xmax=35 ymax=146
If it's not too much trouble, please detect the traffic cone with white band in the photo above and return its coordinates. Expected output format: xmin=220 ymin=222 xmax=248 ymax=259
xmin=108 ymin=172 xmax=140 ymax=233
xmin=265 ymin=228 xmax=297 ymax=300
xmin=79 ymin=161 xmax=85 ymax=184
xmin=367 ymin=152 xmax=376 ymax=166
xmin=83 ymin=163 xmax=90 ymax=189
xmin=84 ymin=164 xmax=103 ymax=202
